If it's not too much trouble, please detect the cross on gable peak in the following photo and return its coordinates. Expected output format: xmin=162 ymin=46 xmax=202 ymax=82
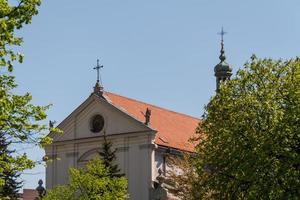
xmin=93 ymin=59 xmax=103 ymax=82
xmin=93 ymin=59 xmax=104 ymax=95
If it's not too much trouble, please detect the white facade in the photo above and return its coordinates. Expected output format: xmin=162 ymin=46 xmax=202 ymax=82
xmin=45 ymin=94 xmax=168 ymax=200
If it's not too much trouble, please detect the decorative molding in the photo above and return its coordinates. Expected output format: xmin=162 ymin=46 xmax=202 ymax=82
xmin=139 ymin=143 xmax=155 ymax=150
xmin=51 ymin=130 xmax=154 ymax=145
xmin=156 ymin=145 xmax=183 ymax=156
xmin=77 ymin=148 xmax=100 ymax=162
xmin=116 ymin=147 xmax=129 ymax=152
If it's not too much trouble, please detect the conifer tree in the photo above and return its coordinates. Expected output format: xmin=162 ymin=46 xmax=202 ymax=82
xmin=0 ymin=132 xmax=22 ymax=199
xmin=98 ymin=133 xmax=123 ymax=178
xmin=1 ymin=169 xmax=22 ymax=200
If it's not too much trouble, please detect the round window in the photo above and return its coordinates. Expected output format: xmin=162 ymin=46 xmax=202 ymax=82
xmin=90 ymin=115 xmax=104 ymax=133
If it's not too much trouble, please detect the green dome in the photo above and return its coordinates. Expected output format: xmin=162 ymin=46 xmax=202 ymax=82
xmin=214 ymin=61 xmax=232 ymax=74
xmin=214 ymin=43 xmax=232 ymax=76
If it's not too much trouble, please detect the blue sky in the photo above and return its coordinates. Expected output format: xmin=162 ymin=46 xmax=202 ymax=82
xmin=14 ymin=0 xmax=300 ymax=189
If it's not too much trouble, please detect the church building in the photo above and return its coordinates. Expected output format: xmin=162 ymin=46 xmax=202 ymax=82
xmin=45 ymin=33 xmax=232 ymax=200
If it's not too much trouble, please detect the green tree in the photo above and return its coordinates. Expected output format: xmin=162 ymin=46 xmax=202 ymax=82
xmin=98 ymin=133 xmax=123 ymax=178
xmin=0 ymin=133 xmax=22 ymax=200
xmin=165 ymin=154 xmax=200 ymax=200
xmin=43 ymin=159 xmax=128 ymax=200
xmin=0 ymin=169 xmax=22 ymax=200
xmin=0 ymin=0 xmax=41 ymax=71
xmin=0 ymin=0 xmax=56 ymax=194
xmin=194 ymin=56 xmax=300 ymax=199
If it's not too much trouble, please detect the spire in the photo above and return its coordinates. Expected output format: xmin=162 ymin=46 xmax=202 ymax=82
xmin=219 ymin=27 xmax=226 ymax=62
xmin=93 ymin=59 xmax=104 ymax=95
xmin=214 ymin=27 xmax=232 ymax=92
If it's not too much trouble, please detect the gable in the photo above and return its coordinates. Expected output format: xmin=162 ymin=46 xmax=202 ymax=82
xmin=52 ymin=94 xmax=154 ymax=142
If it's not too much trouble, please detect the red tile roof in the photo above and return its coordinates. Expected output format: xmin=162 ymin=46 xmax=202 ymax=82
xmin=104 ymin=92 xmax=200 ymax=152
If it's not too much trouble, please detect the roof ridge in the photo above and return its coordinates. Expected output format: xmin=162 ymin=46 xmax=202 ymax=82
xmin=104 ymin=91 xmax=200 ymax=121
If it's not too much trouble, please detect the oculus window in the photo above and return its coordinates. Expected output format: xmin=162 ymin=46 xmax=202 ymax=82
xmin=90 ymin=114 xmax=104 ymax=133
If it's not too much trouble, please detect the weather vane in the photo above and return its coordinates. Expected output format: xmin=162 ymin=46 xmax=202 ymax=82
xmin=93 ymin=59 xmax=103 ymax=83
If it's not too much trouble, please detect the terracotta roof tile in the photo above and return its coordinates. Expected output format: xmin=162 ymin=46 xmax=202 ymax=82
xmin=104 ymin=92 xmax=200 ymax=152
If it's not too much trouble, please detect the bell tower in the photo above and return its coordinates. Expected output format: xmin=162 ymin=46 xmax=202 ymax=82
xmin=214 ymin=28 xmax=232 ymax=91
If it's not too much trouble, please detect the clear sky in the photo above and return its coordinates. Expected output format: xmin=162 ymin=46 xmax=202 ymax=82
xmin=14 ymin=0 xmax=300 ymax=189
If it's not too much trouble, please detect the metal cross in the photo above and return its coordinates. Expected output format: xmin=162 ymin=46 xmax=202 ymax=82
xmin=93 ymin=59 xmax=103 ymax=82
xmin=218 ymin=27 xmax=227 ymax=42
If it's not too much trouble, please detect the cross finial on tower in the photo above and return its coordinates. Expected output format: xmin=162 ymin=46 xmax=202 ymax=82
xmin=217 ymin=27 xmax=227 ymax=62
xmin=93 ymin=59 xmax=104 ymax=95
xmin=218 ymin=27 xmax=227 ymax=43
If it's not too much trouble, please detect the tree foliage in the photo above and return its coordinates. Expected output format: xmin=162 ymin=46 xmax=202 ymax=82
xmin=43 ymin=159 xmax=128 ymax=200
xmin=165 ymin=154 xmax=200 ymax=200
xmin=0 ymin=0 xmax=41 ymax=71
xmin=98 ymin=133 xmax=123 ymax=178
xmin=0 ymin=0 xmax=57 ymax=194
xmin=0 ymin=132 xmax=22 ymax=200
xmin=194 ymin=56 xmax=300 ymax=199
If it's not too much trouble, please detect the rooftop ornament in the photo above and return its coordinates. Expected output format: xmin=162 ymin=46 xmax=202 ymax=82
xmin=93 ymin=59 xmax=104 ymax=95
xmin=214 ymin=27 xmax=232 ymax=91
xmin=36 ymin=179 xmax=46 ymax=198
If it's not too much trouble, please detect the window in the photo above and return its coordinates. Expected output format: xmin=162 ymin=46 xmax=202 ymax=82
xmin=90 ymin=114 xmax=104 ymax=133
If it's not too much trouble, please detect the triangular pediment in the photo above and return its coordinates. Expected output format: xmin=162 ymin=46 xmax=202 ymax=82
xmin=51 ymin=94 xmax=154 ymax=142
